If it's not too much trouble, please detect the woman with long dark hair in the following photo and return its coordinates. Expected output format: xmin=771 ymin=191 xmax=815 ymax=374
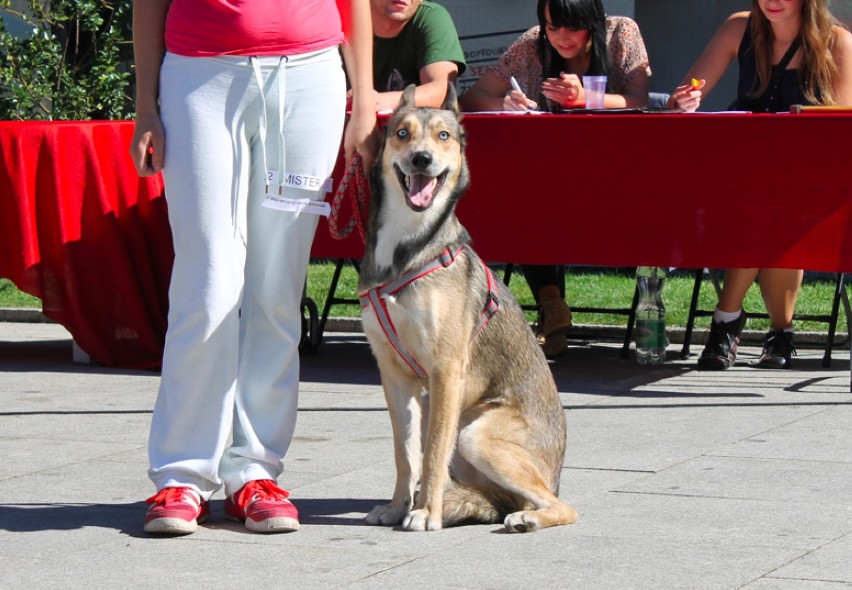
xmin=669 ymin=0 xmax=852 ymax=370
xmin=460 ymin=0 xmax=650 ymax=357
xmin=536 ymin=0 xmax=610 ymax=88
xmin=461 ymin=0 xmax=649 ymax=113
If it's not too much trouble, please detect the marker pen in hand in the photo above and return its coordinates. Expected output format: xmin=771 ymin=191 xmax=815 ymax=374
xmin=509 ymin=76 xmax=528 ymax=110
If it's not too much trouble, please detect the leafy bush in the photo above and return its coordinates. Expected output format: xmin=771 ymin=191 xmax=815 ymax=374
xmin=0 ymin=0 xmax=133 ymax=120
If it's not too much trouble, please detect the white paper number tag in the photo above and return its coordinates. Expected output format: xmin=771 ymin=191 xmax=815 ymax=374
xmin=267 ymin=170 xmax=333 ymax=193
xmin=262 ymin=194 xmax=331 ymax=217
xmin=263 ymin=169 xmax=333 ymax=216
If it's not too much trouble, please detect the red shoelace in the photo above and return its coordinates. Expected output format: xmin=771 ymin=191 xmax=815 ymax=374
xmin=232 ymin=479 xmax=290 ymax=508
xmin=146 ymin=487 xmax=198 ymax=506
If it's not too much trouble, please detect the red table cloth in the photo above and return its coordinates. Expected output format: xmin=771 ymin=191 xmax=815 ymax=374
xmin=2 ymin=113 xmax=851 ymax=368
xmin=314 ymin=112 xmax=852 ymax=270
xmin=1 ymin=121 xmax=172 ymax=369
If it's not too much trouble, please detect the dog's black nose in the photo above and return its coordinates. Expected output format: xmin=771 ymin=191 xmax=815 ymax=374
xmin=411 ymin=151 xmax=432 ymax=169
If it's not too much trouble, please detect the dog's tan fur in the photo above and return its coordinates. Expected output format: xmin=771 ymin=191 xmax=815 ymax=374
xmin=358 ymin=85 xmax=577 ymax=533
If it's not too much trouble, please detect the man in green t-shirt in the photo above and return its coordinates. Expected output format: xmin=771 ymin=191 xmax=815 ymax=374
xmin=371 ymin=0 xmax=467 ymax=111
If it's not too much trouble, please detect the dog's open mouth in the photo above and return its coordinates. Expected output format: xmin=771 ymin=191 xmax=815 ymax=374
xmin=395 ymin=166 xmax=448 ymax=211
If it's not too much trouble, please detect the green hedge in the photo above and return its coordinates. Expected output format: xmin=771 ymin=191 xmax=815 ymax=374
xmin=0 ymin=0 xmax=133 ymax=120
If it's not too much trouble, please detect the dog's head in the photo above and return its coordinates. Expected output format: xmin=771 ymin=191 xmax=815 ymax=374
xmin=377 ymin=83 xmax=468 ymax=213
xmin=364 ymin=84 xmax=471 ymax=277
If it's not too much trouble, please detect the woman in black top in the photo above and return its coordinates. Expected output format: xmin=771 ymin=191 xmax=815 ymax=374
xmin=668 ymin=0 xmax=852 ymax=371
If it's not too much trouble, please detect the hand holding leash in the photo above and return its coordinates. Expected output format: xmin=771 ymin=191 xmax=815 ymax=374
xmin=329 ymin=152 xmax=369 ymax=243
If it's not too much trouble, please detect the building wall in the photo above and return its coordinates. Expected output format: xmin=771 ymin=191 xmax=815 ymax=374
xmin=439 ymin=0 xmax=538 ymax=93
xmin=2 ymin=0 xmax=36 ymax=37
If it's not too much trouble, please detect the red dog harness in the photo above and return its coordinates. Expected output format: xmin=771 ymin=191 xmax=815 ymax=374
xmin=359 ymin=245 xmax=500 ymax=380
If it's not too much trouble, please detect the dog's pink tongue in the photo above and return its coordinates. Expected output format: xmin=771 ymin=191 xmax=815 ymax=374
xmin=408 ymin=174 xmax=436 ymax=208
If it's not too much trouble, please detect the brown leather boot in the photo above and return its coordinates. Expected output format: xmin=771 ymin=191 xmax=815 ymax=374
xmin=537 ymin=285 xmax=572 ymax=358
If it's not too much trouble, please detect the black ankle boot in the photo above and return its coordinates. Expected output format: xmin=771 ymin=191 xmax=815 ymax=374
xmin=749 ymin=330 xmax=796 ymax=369
xmin=697 ymin=312 xmax=747 ymax=370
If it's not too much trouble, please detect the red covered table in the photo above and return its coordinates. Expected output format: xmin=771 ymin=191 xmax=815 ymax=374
xmin=1 ymin=121 xmax=172 ymax=369
xmin=2 ymin=113 xmax=851 ymax=369
xmin=314 ymin=112 xmax=852 ymax=271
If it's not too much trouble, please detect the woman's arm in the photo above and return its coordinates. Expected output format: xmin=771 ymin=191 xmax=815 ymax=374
xmin=129 ymin=0 xmax=172 ymax=176
xmin=607 ymin=69 xmax=649 ymax=108
xmin=459 ymin=70 xmax=509 ymax=110
xmin=375 ymin=61 xmax=459 ymax=111
xmin=459 ymin=70 xmax=536 ymax=111
xmin=600 ymin=16 xmax=650 ymax=108
xmin=669 ymin=12 xmax=747 ymax=111
xmin=340 ymin=0 xmax=377 ymax=169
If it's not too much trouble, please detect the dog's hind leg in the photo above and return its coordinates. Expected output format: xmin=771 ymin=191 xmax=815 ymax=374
xmin=457 ymin=409 xmax=578 ymax=533
xmin=365 ymin=367 xmax=424 ymax=526
xmin=501 ymin=482 xmax=578 ymax=533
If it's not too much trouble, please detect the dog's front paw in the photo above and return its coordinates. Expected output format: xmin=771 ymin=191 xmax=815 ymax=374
xmin=366 ymin=503 xmax=409 ymax=526
xmin=402 ymin=508 xmax=442 ymax=531
xmin=504 ymin=511 xmax=542 ymax=533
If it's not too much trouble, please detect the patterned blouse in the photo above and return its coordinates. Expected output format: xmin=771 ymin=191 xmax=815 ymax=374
xmin=491 ymin=16 xmax=651 ymax=111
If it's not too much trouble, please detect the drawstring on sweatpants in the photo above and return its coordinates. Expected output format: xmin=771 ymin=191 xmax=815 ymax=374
xmin=249 ymin=55 xmax=332 ymax=221
xmin=250 ymin=55 xmax=287 ymax=199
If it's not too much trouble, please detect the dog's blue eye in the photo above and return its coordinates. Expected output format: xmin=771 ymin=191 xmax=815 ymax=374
xmin=396 ymin=129 xmax=408 ymax=138
xmin=438 ymin=131 xmax=450 ymax=140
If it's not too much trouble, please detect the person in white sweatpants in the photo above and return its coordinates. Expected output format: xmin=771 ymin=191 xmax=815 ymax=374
xmin=130 ymin=0 xmax=375 ymax=536
xmin=148 ymin=49 xmax=345 ymax=496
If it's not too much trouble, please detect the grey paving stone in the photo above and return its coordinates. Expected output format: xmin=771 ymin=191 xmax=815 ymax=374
xmin=572 ymin=492 xmax=852 ymax=550
xmin=616 ymin=455 xmax=852 ymax=505
xmin=768 ymin=534 xmax=852 ymax=585
xmin=743 ymin=580 xmax=852 ymax=589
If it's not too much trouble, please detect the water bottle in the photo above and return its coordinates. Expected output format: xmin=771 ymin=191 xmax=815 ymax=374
xmin=635 ymin=266 xmax=667 ymax=365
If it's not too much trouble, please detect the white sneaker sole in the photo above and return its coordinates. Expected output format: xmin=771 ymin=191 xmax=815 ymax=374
xmin=144 ymin=517 xmax=198 ymax=535
xmin=245 ymin=516 xmax=300 ymax=533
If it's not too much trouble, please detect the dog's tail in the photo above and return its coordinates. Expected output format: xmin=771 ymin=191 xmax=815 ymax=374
xmin=442 ymin=481 xmax=518 ymax=527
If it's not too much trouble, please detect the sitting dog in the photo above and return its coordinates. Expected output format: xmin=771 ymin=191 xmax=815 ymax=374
xmin=358 ymin=84 xmax=577 ymax=533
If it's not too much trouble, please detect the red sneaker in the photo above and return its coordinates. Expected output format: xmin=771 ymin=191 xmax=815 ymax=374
xmin=144 ymin=487 xmax=209 ymax=535
xmin=225 ymin=479 xmax=300 ymax=533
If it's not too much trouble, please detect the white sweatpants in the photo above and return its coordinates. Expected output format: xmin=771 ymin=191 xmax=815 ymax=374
xmin=148 ymin=49 xmax=346 ymax=499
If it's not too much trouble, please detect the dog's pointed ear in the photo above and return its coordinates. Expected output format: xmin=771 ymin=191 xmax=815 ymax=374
xmin=441 ymin=82 xmax=459 ymax=114
xmin=399 ymin=84 xmax=417 ymax=110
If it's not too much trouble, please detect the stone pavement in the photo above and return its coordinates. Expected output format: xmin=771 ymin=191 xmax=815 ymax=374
xmin=1 ymin=321 xmax=851 ymax=589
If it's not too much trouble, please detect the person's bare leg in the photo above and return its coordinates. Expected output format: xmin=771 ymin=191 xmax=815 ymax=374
xmin=757 ymin=268 xmax=803 ymax=330
xmin=717 ymin=268 xmax=759 ymax=313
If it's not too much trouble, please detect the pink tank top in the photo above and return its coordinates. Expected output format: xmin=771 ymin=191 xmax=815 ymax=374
xmin=165 ymin=0 xmax=345 ymax=57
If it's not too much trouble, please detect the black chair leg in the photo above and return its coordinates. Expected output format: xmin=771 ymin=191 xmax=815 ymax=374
xmin=681 ymin=268 xmax=706 ymax=359
xmin=318 ymin=258 xmax=347 ymax=343
xmin=502 ymin=263 xmax=515 ymax=286
xmin=299 ymin=291 xmax=320 ymax=354
xmin=621 ymin=279 xmax=640 ymax=359
xmin=821 ymin=273 xmax=846 ymax=367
